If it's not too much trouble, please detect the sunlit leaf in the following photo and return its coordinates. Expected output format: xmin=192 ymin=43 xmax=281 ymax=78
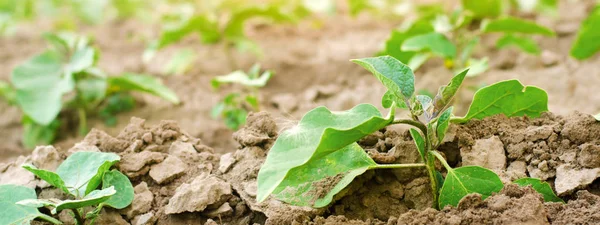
xmin=402 ymin=32 xmax=457 ymax=58
xmin=439 ymin=166 xmax=504 ymax=208
xmin=108 ymin=73 xmax=180 ymax=104
xmin=514 ymin=177 xmax=563 ymax=203
xmin=570 ymin=6 xmax=600 ymax=60
xmin=482 ymin=17 xmax=555 ymax=36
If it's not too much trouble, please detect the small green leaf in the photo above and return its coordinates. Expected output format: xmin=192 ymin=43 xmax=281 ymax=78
xmin=439 ymin=166 xmax=504 ymax=208
xmin=272 ymin=143 xmax=376 ymax=207
xmin=452 ymin=80 xmax=548 ymax=123
xmin=0 ymin=80 xmax=16 ymax=104
xmin=514 ymin=178 xmax=563 ymax=203
xmin=0 ymin=185 xmax=55 ymax=225
xmin=570 ymin=6 xmax=600 ymax=60
xmin=402 ymin=32 xmax=457 ymax=58
xmin=381 ymin=91 xmax=407 ymax=109
xmin=382 ymin=21 xmax=434 ymax=63
xmin=56 ymin=152 xmax=120 ymax=197
xmin=102 ymin=170 xmax=134 ymax=209
xmin=223 ymin=6 xmax=294 ymax=39
xmin=496 ymin=34 xmax=541 ymax=55
xmin=68 ymin=47 xmax=96 ymax=73
xmin=108 ymin=73 xmax=180 ymax=104
xmin=11 ymin=50 xmax=73 ymax=125
xmin=212 ymin=69 xmax=272 ymax=88
xmin=409 ymin=128 xmax=426 ymax=161
xmin=22 ymin=164 xmax=70 ymax=195
xmin=436 ymin=107 xmax=453 ymax=144
xmin=352 ymin=56 xmax=415 ymax=101
xmin=482 ymin=17 xmax=555 ymax=36
xmin=462 ymin=0 xmax=502 ymax=18
xmin=257 ymin=104 xmax=393 ymax=205
xmin=53 ymin=187 xmax=116 ymax=214
xmin=433 ymin=69 xmax=468 ymax=113
xmin=465 ymin=58 xmax=489 ymax=77
xmin=156 ymin=15 xmax=220 ymax=49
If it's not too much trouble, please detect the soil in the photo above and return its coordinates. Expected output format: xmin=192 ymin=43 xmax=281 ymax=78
xmin=2 ymin=0 xmax=600 ymax=224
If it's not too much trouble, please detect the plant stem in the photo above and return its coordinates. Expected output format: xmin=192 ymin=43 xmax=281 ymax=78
xmin=425 ymin=152 xmax=439 ymax=209
xmin=430 ymin=150 xmax=453 ymax=171
xmin=392 ymin=119 xmax=427 ymax=134
xmin=71 ymin=208 xmax=85 ymax=225
xmin=38 ymin=214 xmax=62 ymax=225
xmin=370 ymin=163 xmax=426 ymax=170
xmin=77 ymin=108 xmax=87 ymax=136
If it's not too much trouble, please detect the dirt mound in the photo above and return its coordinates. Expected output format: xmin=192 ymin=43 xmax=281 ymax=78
xmin=3 ymin=111 xmax=600 ymax=224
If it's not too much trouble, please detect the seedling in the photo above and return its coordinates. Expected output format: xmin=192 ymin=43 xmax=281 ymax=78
xmin=211 ymin=64 xmax=272 ymax=130
xmin=0 ymin=32 xmax=179 ymax=148
xmin=0 ymin=151 xmax=134 ymax=225
xmin=145 ymin=1 xmax=295 ymax=70
xmin=256 ymin=56 xmax=562 ymax=209
xmin=380 ymin=0 xmax=555 ymax=76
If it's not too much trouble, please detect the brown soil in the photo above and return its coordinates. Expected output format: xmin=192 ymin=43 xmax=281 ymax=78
xmin=2 ymin=110 xmax=600 ymax=224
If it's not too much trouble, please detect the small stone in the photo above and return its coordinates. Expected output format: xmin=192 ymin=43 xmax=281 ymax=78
xmin=462 ymin=136 xmax=506 ymax=172
xmin=219 ymin=153 xmax=236 ymax=173
xmin=555 ymin=164 xmax=600 ymax=195
xmin=149 ymin=156 xmax=187 ymax=184
xmin=94 ymin=209 xmax=129 ymax=225
xmin=204 ymin=219 xmax=219 ymax=225
xmin=132 ymin=212 xmax=155 ymax=225
xmin=142 ymin=132 xmax=153 ymax=143
xmin=122 ymin=182 xmax=154 ymax=219
xmin=578 ymin=144 xmax=600 ymax=168
xmin=168 ymin=141 xmax=199 ymax=162
xmin=506 ymin=161 xmax=527 ymax=180
xmin=31 ymin=146 xmax=61 ymax=171
xmin=243 ymin=181 xmax=257 ymax=197
xmin=165 ymin=174 xmax=232 ymax=214
xmin=541 ymin=50 xmax=559 ymax=67
xmin=525 ymin=126 xmax=554 ymax=142
xmin=202 ymin=202 xmax=233 ymax=218
xmin=120 ymin=151 xmax=165 ymax=172
xmin=538 ymin=160 xmax=549 ymax=172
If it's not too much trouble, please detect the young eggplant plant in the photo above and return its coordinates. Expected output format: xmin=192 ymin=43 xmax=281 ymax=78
xmin=0 ymin=32 xmax=179 ymax=148
xmin=256 ymin=56 xmax=562 ymax=209
xmin=211 ymin=64 xmax=272 ymax=130
xmin=0 ymin=151 xmax=134 ymax=225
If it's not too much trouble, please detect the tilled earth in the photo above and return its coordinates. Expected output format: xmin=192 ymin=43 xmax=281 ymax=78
xmin=2 ymin=111 xmax=600 ymax=224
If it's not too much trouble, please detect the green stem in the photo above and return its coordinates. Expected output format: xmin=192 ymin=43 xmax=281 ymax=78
xmin=392 ymin=119 xmax=427 ymax=135
xmin=38 ymin=214 xmax=62 ymax=225
xmin=370 ymin=163 xmax=426 ymax=170
xmin=77 ymin=108 xmax=87 ymax=136
xmin=430 ymin=150 xmax=453 ymax=171
xmin=425 ymin=152 xmax=439 ymax=209
xmin=71 ymin=209 xmax=85 ymax=225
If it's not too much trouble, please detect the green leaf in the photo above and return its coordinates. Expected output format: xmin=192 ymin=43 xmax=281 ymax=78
xmin=439 ymin=166 xmax=504 ymax=208
xmin=272 ymin=143 xmax=376 ymax=207
xmin=76 ymin=78 xmax=107 ymax=105
xmin=156 ymin=15 xmax=220 ymax=49
xmin=409 ymin=128 xmax=426 ymax=161
xmin=257 ymin=104 xmax=393 ymax=205
xmin=452 ymin=80 xmax=548 ymax=123
xmin=496 ymin=34 xmax=541 ymax=55
xmin=352 ymin=56 xmax=415 ymax=102
xmin=594 ymin=113 xmax=600 ymax=121
xmin=56 ymin=152 xmax=120 ymax=197
xmin=0 ymin=80 xmax=16 ymax=104
xmin=211 ymin=69 xmax=273 ymax=88
xmin=163 ymin=48 xmax=197 ymax=75
xmin=382 ymin=21 xmax=435 ymax=63
xmin=462 ymin=0 xmax=502 ymax=18
xmin=570 ymin=6 xmax=600 ymax=60
xmin=223 ymin=108 xmax=247 ymax=130
xmin=465 ymin=58 xmax=489 ymax=77
xmin=0 ymin=185 xmax=56 ymax=225
xmin=514 ymin=178 xmax=563 ymax=203
xmin=436 ymin=107 xmax=453 ymax=144
xmin=11 ymin=50 xmax=73 ymax=125
xmin=108 ymin=73 xmax=180 ymax=104
xmin=433 ymin=69 xmax=468 ymax=112
xmin=22 ymin=164 xmax=70 ymax=195
xmin=381 ymin=91 xmax=407 ymax=109
xmin=22 ymin=117 xmax=60 ymax=149
xmin=101 ymin=170 xmax=134 ymax=209
xmin=223 ymin=6 xmax=294 ymax=39
xmin=52 ymin=187 xmax=116 ymax=214
xmin=401 ymin=32 xmax=457 ymax=58
xmin=68 ymin=47 xmax=96 ymax=73
xmin=482 ymin=17 xmax=555 ymax=36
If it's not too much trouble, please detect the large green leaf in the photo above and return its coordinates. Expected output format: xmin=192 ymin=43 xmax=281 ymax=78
xmin=496 ymin=34 xmax=541 ymax=55
xmin=223 ymin=5 xmax=294 ymax=39
xmin=108 ymin=73 xmax=180 ymax=104
xmin=514 ymin=178 xmax=563 ymax=203
xmin=352 ymin=56 xmax=415 ymax=102
xmin=452 ymin=80 xmax=548 ymax=123
xmin=11 ymin=50 xmax=73 ymax=125
xmin=439 ymin=166 xmax=504 ymax=208
xmin=570 ymin=6 xmax=600 ymax=60
xmin=382 ymin=21 xmax=435 ymax=63
xmin=482 ymin=17 xmax=555 ymax=36
xmin=462 ymin=0 xmax=502 ymax=18
xmin=101 ymin=170 xmax=134 ymax=209
xmin=257 ymin=104 xmax=393 ymax=204
xmin=433 ymin=69 xmax=468 ymax=113
xmin=56 ymin=152 xmax=120 ymax=197
xmin=401 ymin=32 xmax=457 ymax=58
xmin=272 ymin=143 xmax=376 ymax=207
xmin=0 ymin=185 xmax=60 ymax=225
xmin=22 ymin=164 xmax=70 ymax=195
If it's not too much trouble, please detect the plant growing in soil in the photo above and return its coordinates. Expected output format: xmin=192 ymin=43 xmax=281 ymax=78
xmin=211 ymin=64 xmax=272 ymax=130
xmin=256 ymin=55 xmax=562 ymax=209
xmin=380 ymin=0 xmax=555 ymax=76
xmin=0 ymin=151 xmax=134 ymax=225
xmin=0 ymin=32 xmax=180 ymax=148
